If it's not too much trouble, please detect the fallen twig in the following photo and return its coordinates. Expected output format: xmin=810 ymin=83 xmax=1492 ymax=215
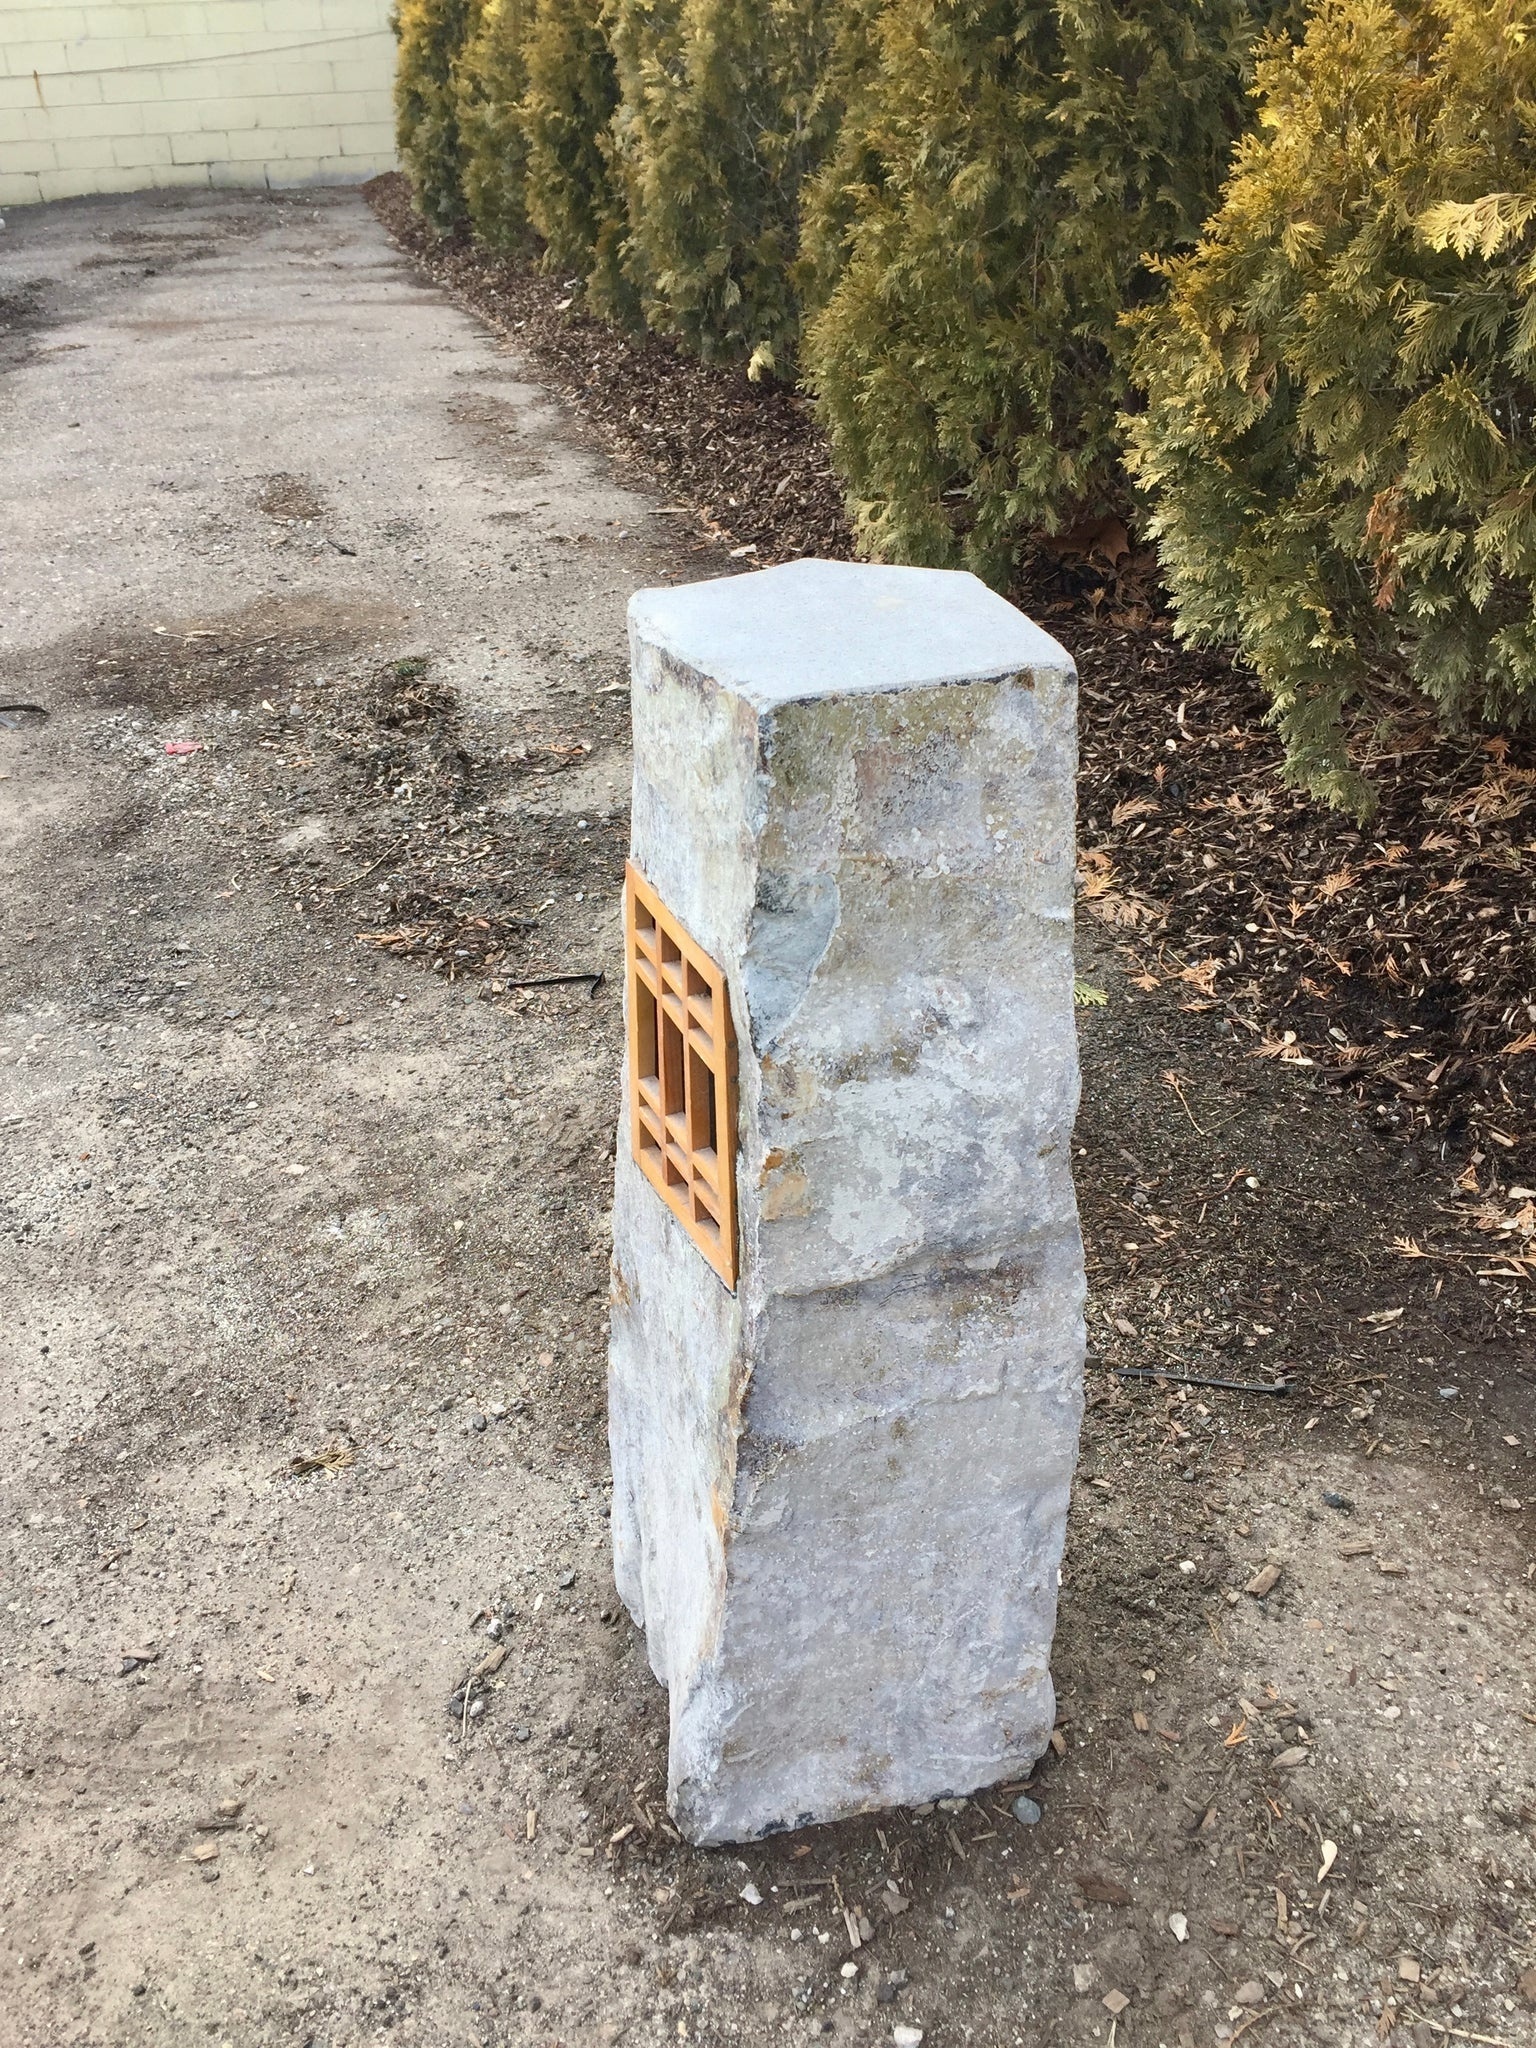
xmin=1103 ymin=1366 xmax=1292 ymax=1397
xmin=1161 ymin=1069 xmax=1207 ymax=1135
xmin=502 ymin=970 xmax=606 ymax=998
xmin=285 ymin=1443 xmax=356 ymax=1477
xmin=323 ymin=839 xmax=409 ymax=894
xmin=1405 ymin=2017 xmax=1522 ymax=2048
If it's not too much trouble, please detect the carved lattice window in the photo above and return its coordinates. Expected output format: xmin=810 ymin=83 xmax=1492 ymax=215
xmin=624 ymin=861 xmax=738 ymax=1288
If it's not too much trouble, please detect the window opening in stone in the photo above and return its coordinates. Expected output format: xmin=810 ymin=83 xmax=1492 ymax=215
xmin=624 ymin=861 xmax=739 ymax=1288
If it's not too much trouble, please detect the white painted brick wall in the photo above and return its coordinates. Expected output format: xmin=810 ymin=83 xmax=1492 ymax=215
xmin=0 ymin=0 xmax=397 ymax=206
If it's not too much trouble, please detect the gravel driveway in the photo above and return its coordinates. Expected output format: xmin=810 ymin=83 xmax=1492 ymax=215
xmin=0 ymin=186 xmax=678 ymax=2047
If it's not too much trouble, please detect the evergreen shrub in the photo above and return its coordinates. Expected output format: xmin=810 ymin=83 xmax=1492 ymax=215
xmin=799 ymin=0 xmax=1285 ymax=584
xmin=522 ymin=0 xmax=628 ymax=292
xmin=1127 ymin=0 xmax=1536 ymax=811
xmin=455 ymin=0 xmax=533 ymax=251
xmin=394 ymin=0 xmax=481 ymax=228
xmin=605 ymin=0 xmax=847 ymax=368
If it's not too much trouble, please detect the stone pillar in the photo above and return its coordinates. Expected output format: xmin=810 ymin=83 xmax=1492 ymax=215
xmin=608 ymin=558 xmax=1084 ymax=1845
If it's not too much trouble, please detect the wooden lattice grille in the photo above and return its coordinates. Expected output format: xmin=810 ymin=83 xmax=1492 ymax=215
xmin=624 ymin=862 xmax=739 ymax=1288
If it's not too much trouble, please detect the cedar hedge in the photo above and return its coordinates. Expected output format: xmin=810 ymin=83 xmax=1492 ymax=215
xmin=603 ymin=0 xmax=847 ymax=371
xmin=393 ymin=0 xmax=480 ymax=229
xmin=1126 ymin=0 xmax=1536 ymax=811
xmin=393 ymin=0 xmax=1532 ymax=802
xmin=455 ymin=0 xmax=533 ymax=252
xmin=522 ymin=0 xmax=628 ymax=295
xmin=800 ymin=0 xmax=1286 ymax=580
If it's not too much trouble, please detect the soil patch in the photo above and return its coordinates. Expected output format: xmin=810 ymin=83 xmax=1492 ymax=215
xmin=14 ymin=594 xmax=412 ymax=714
xmin=445 ymin=393 xmax=551 ymax=481
xmin=254 ymin=472 xmax=329 ymax=524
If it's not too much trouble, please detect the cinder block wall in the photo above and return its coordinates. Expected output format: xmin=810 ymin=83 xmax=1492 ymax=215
xmin=0 ymin=0 xmax=398 ymax=207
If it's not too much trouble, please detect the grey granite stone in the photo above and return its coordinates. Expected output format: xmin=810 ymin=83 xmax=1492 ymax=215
xmin=609 ymin=559 xmax=1085 ymax=1844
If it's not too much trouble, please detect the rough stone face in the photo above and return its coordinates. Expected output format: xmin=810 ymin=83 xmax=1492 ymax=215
xmin=608 ymin=558 xmax=1085 ymax=1844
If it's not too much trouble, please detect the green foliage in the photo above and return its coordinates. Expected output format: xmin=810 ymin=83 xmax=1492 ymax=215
xmin=394 ymin=0 xmax=481 ymax=228
xmin=800 ymin=0 xmax=1285 ymax=584
xmin=604 ymin=0 xmax=848 ymax=368
xmin=456 ymin=0 xmax=534 ymax=252
xmin=795 ymin=0 xmax=888 ymax=318
xmin=522 ymin=0 xmax=628 ymax=291
xmin=1127 ymin=0 xmax=1536 ymax=811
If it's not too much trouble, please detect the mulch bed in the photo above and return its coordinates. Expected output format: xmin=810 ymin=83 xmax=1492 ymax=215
xmin=364 ymin=173 xmax=1536 ymax=1243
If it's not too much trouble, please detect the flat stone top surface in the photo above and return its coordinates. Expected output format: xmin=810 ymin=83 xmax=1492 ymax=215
xmin=629 ymin=559 xmax=1071 ymax=707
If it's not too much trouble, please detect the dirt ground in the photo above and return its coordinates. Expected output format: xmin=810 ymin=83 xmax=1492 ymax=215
xmin=1 ymin=189 xmax=1534 ymax=2048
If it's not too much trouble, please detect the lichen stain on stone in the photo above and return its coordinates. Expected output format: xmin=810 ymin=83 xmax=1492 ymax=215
xmin=818 ymin=1009 xmax=953 ymax=1087
xmin=758 ymin=1056 xmax=819 ymax=1115
xmin=759 ymin=1163 xmax=811 ymax=1221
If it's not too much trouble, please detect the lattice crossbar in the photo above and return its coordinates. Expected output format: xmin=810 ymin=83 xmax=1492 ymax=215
xmin=624 ymin=862 xmax=739 ymax=1288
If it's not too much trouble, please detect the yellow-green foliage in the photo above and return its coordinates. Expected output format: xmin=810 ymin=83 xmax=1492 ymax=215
xmin=800 ymin=0 xmax=1286 ymax=584
xmin=604 ymin=0 xmax=847 ymax=367
xmin=523 ymin=0 xmax=628 ymax=295
xmin=796 ymin=0 xmax=887 ymax=318
xmin=394 ymin=0 xmax=481 ymax=228
xmin=456 ymin=0 xmax=533 ymax=251
xmin=597 ymin=0 xmax=680 ymax=325
xmin=1128 ymin=0 xmax=1536 ymax=811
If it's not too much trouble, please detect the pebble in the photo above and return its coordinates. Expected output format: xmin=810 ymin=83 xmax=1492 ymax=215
xmin=1010 ymin=1795 xmax=1043 ymax=1825
xmin=513 ymin=1725 xmax=531 ymax=1743
xmin=469 ymin=1412 xmax=487 ymax=1433
xmin=558 ymin=1568 xmax=576 ymax=1589
xmin=892 ymin=2027 xmax=924 ymax=2047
